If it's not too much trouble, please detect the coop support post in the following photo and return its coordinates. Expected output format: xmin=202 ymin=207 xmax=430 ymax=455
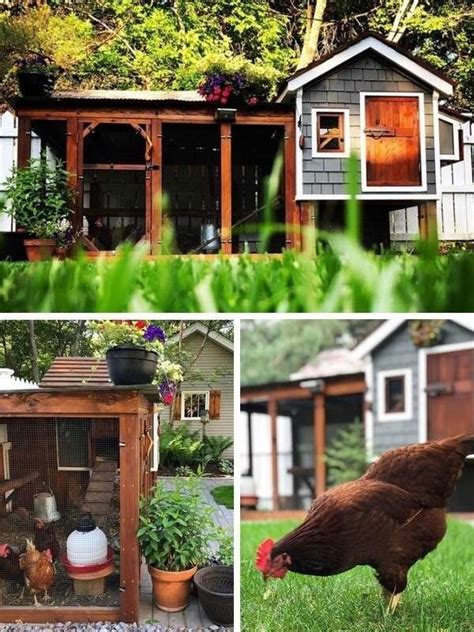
xmin=150 ymin=118 xmax=162 ymax=255
xmin=300 ymin=201 xmax=318 ymax=254
xmin=313 ymin=392 xmax=326 ymax=497
xmin=119 ymin=413 xmax=141 ymax=623
xmin=418 ymin=201 xmax=438 ymax=243
xmin=268 ymin=397 xmax=280 ymax=511
xmin=17 ymin=116 xmax=31 ymax=168
xmin=284 ymin=120 xmax=299 ymax=250
xmin=220 ymin=122 xmax=232 ymax=254
xmin=66 ymin=117 xmax=80 ymax=232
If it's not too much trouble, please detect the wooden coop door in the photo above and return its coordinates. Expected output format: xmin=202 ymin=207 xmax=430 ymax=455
xmin=426 ymin=348 xmax=474 ymax=440
xmin=364 ymin=96 xmax=421 ymax=187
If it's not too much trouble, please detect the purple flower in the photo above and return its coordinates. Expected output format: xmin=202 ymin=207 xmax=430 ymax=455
xmin=144 ymin=324 xmax=166 ymax=343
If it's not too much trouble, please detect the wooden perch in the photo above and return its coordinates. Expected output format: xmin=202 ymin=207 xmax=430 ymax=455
xmin=0 ymin=470 xmax=40 ymax=496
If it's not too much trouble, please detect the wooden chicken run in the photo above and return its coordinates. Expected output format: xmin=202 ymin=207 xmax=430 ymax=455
xmin=0 ymin=360 xmax=158 ymax=623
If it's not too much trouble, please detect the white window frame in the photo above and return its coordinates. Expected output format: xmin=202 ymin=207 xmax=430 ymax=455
xmin=56 ymin=420 xmax=92 ymax=472
xmin=438 ymin=113 xmax=460 ymax=161
xmin=360 ymin=92 xmax=427 ymax=192
xmin=377 ymin=368 xmax=413 ymax=422
xmin=181 ymin=390 xmax=210 ymax=421
xmin=311 ymin=108 xmax=350 ymax=158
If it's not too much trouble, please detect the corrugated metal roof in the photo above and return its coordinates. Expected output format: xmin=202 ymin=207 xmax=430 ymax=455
xmin=50 ymin=89 xmax=205 ymax=102
xmin=40 ymin=357 xmax=111 ymax=388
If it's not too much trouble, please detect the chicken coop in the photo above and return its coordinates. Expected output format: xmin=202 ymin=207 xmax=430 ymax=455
xmin=0 ymin=358 xmax=157 ymax=623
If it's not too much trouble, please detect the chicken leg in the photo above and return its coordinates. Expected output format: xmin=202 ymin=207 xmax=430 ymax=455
xmin=33 ymin=593 xmax=41 ymax=607
xmin=382 ymin=587 xmax=402 ymax=614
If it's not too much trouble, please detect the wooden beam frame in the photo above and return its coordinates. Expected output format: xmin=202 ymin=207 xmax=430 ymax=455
xmin=17 ymin=116 xmax=31 ymax=168
xmin=220 ymin=122 xmax=232 ymax=254
xmin=313 ymin=392 xmax=326 ymax=497
xmin=150 ymin=118 xmax=162 ymax=254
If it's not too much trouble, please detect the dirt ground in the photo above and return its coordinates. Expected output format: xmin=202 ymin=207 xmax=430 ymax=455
xmin=0 ymin=480 xmax=121 ymax=608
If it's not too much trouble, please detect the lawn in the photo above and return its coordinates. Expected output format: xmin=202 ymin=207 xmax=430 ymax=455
xmin=241 ymin=519 xmax=474 ymax=632
xmin=0 ymin=238 xmax=473 ymax=312
xmin=211 ymin=484 xmax=234 ymax=509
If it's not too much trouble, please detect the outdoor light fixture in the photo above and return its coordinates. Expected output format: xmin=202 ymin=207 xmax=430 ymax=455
xmin=200 ymin=408 xmax=210 ymax=439
xmin=300 ymin=379 xmax=325 ymax=394
xmin=215 ymin=108 xmax=237 ymax=122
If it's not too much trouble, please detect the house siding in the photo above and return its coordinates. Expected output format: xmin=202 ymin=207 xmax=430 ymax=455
xmin=300 ymin=53 xmax=436 ymax=197
xmin=161 ymin=332 xmax=234 ymax=458
xmin=372 ymin=321 xmax=472 ymax=454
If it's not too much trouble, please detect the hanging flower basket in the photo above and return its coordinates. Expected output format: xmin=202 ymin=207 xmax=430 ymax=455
xmin=408 ymin=320 xmax=445 ymax=348
xmin=15 ymin=53 xmax=59 ymax=97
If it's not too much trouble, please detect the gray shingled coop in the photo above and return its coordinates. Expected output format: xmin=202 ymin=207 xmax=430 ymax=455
xmin=278 ymin=33 xmax=458 ymax=247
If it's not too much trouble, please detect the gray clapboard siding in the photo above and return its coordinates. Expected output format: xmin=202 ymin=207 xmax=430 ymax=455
xmin=301 ymin=53 xmax=436 ymax=196
xmin=372 ymin=321 xmax=473 ymax=454
xmin=161 ymin=332 xmax=234 ymax=458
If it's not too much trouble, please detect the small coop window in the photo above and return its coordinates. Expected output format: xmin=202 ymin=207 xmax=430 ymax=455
xmin=377 ymin=369 xmax=413 ymax=422
xmin=312 ymin=109 xmax=350 ymax=157
xmin=182 ymin=391 xmax=210 ymax=420
xmin=56 ymin=419 xmax=91 ymax=470
xmin=439 ymin=115 xmax=460 ymax=161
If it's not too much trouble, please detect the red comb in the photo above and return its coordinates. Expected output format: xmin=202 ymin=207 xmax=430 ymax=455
xmin=255 ymin=538 xmax=275 ymax=572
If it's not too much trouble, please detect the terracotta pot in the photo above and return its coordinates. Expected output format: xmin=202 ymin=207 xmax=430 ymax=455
xmin=148 ymin=565 xmax=197 ymax=612
xmin=24 ymin=238 xmax=56 ymax=261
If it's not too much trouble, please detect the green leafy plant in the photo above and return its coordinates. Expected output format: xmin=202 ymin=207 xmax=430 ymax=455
xmin=138 ymin=476 xmax=219 ymax=572
xmin=218 ymin=458 xmax=234 ymax=476
xmin=201 ymin=435 xmax=234 ymax=463
xmin=159 ymin=423 xmax=203 ymax=468
xmin=325 ymin=419 xmax=368 ymax=487
xmin=214 ymin=527 xmax=234 ymax=566
xmin=5 ymin=155 xmax=73 ymax=239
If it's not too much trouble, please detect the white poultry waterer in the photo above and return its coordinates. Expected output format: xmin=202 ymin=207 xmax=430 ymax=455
xmin=66 ymin=514 xmax=108 ymax=566
xmin=34 ymin=491 xmax=60 ymax=522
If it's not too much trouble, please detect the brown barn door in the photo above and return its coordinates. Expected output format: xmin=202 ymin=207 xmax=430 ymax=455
xmin=427 ymin=348 xmax=474 ymax=440
xmin=364 ymin=96 xmax=421 ymax=187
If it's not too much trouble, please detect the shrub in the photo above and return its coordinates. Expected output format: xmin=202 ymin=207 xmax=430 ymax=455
xmin=201 ymin=435 xmax=234 ymax=462
xmin=325 ymin=419 xmax=368 ymax=486
xmin=159 ymin=423 xmax=203 ymax=468
xmin=218 ymin=458 xmax=234 ymax=475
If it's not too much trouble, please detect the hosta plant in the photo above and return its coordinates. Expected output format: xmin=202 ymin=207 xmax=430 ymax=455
xmin=138 ymin=476 xmax=218 ymax=571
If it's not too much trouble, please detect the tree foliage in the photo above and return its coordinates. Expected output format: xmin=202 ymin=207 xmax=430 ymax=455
xmin=240 ymin=319 xmax=381 ymax=385
xmin=0 ymin=0 xmax=471 ymax=104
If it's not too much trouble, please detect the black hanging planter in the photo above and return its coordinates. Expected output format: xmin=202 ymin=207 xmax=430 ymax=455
xmin=106 ymin=345 xmax=158 ymax=385
xmin=17 ymin=71 xmax=55 ymax=97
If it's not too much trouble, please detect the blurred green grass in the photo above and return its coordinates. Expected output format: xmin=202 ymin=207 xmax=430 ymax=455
xmin=241 ymin=519 xmax=474 ymax=632
xmin=0 ymin=238 xmax=472 ymax=312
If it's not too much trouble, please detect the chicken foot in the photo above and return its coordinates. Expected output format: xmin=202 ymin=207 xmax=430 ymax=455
xmin=42 ymin=589 xmax=52 ymax=602
xmin=382 ymin=587 xmax=402 ymax=614
xmin=33 ymin=593 xmax=41 ymax=607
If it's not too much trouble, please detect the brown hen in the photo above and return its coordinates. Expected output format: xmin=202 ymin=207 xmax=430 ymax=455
xmin=20 ymin=539 xmax=55 ymax=606
xmin=256 ymin=434 xmax=474 ymax=612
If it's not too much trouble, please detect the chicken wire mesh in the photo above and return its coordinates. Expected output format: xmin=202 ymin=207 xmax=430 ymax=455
xmin=0 ymin=417 xmax=120 ymax=608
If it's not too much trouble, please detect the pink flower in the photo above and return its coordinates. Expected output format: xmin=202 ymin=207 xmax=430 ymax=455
xmin=163 ymin=393 xmax=174 ymax=406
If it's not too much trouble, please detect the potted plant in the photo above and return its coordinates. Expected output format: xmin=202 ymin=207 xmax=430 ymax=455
xmin=91 ymin=320 xmax=168 ymax=385
xmin=138 ymin=476 xmax=219 ymax=612
xmin=5 ymin=154 xmax=74 ymax=261
xmin=194 ymin=528 xmax=234 ymax=625
xmin=16 ymin=52 xmax=59 ymax=97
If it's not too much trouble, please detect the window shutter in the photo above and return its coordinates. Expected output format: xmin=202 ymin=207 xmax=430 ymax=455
xmin=172 ymin=393 xmax=182 ymax=421
xmin=209 ymin=390 xmax=221 ymax=420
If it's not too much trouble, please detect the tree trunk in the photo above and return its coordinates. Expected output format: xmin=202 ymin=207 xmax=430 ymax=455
xmin=297 ymin=0 xmax=328 ymax=70
xmin=28 ymin=320 xmax=40 ymax=384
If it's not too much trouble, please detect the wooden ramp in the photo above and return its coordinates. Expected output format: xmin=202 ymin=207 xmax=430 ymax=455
xmin=81 ymin=459 xmax=117 ymax=528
